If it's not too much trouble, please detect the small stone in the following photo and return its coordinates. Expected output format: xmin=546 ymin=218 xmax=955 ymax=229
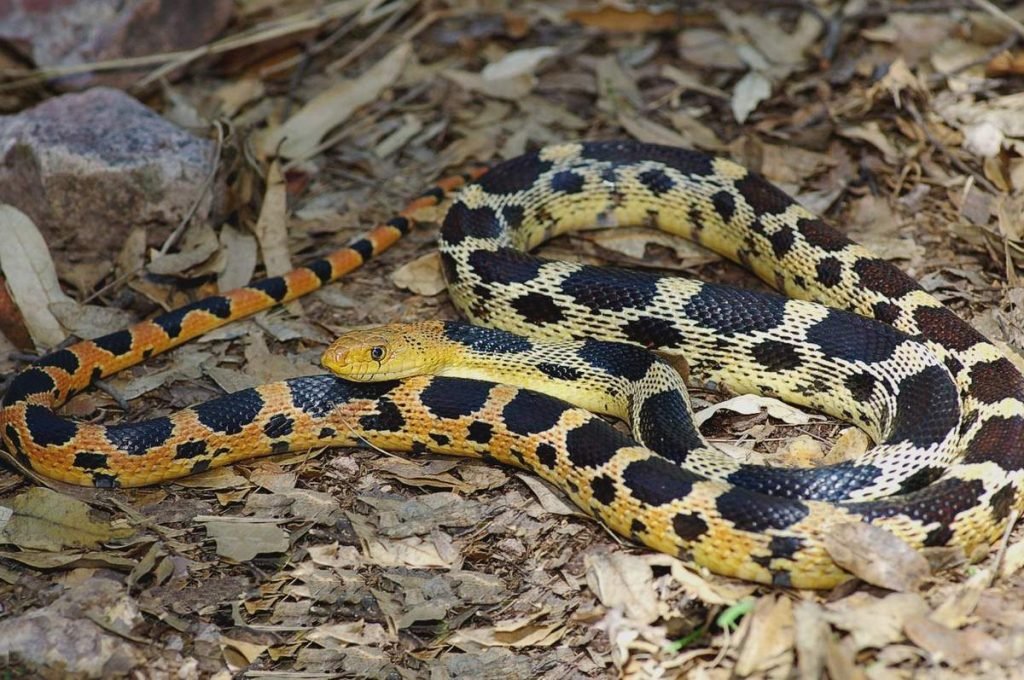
xmin=0 ymin=87 xmax=218 ymax=260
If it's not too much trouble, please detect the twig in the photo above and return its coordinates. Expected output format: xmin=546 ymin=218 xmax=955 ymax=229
xmin=970 ymin=0 xmax=1024 ymax=40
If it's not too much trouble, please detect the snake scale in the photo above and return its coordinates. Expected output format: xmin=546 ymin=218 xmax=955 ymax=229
xmin=2 ymin=141 xmax=1021 ymax=588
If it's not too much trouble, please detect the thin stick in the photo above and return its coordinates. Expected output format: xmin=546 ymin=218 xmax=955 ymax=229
xmin=970 ymin=0 xmax=1024 ymax=40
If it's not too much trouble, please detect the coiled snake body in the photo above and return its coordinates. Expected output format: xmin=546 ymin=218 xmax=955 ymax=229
xmin=2 ymin=141 xmax=1022 ymax=588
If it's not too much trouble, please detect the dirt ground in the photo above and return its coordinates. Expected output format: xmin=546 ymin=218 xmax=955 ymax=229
xmin=3 ymin=1 xmax=1024 ymax=678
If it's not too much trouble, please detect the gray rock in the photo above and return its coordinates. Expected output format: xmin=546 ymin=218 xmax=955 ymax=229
xmin=0 ymin=0 xmax=234 ymax=90
xmin=0 ymin=87 xmax=217 ymax=257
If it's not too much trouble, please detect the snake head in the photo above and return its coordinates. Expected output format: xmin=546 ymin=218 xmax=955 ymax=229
xmin=322 ymin=321 xmax=452 ymax=381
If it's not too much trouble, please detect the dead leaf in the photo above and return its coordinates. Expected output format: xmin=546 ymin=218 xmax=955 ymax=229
xmin=391 ymin=252 xmax=446 ymax=295
xmin=0 ymin=488 xmax=133 ymax=551
xmin=731 ymin=70 xmax=772 ymax=123
xmin=263 ymin=42 xmax=411 ymax=160
xmin=734 ymin=595 xmax=794 ymax=677
xmin=694 ymin=394 xmax=822 ymax=427
xmin=824 ymin=522 xmax=930 ymax=591
xmin=0 ymin=204 xmax=76 ymax=347
xmin=200 ymin=519 xmax=289 ymax=561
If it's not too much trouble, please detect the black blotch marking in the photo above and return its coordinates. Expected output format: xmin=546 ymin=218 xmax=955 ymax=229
xmin=263 ymin=413 xmax=295 ymax=438
xmin=896 ymin=465 xmax=946 ymax=495
xmin=873 ymin=301 xmax=900 ymax=325
xmin=636 ymin=390 xmax=704 ymax=461
xmin=410 ymin=441 xmax=429 ymax=455
xmin=844 ymin=372 xmax=876 ymax=402
xmin=419 ymin=186 xmax=446 ymax=202
xmin=590 ymin=474 xmax=617 ymax=505
xmin=318 ymin=427 xmax=336 ymax=439
xmin=537 ymin=363 xmax=582 ymax=381
xmin=467 ymin=249 xmax=544 ymax=285
xmin=638 ymin=168 xmax=675 ymax=195
xmin=74 ymin=452 xmax=108 ymax=470
xmin=430 ymin=432 xmax=450 ymax=446
xmin=551 ymin=170 xmax=585 ymax=194
xmin=349 ymin=238 xmax=374 ymax=261
xmin=535 ymin=442 xmax=557 ymax=469
xmin=750 ymin=340 xmax=801 ymax=372
xmin=847 ymin=478 xmax=985 ymax=543
xmin=35 ymin=349 xmax=80 ymax=375
xmin=289 ymin=376 xmax=399 ymax=418
xmin=443 ymin=322 xmax=532 ymax=353
xmin=853 ymin=258 xmax=920 ymax=299
xmin=620 ymin=316 xmax=685 ymax=349
xmin=93 ymin=473 xmax=119 ymax=489
xmin=502 ymin=204 xmax=525 ymax=229
xmin=682 ymin=284 xmax=787 ymax=335
xmin=711 ymin=191 xmax=736 ymax=223
xmin=963 ymin=415 xmax=1024 ymax=469
xmin=387 ymin=216 xmax=410 ymax=234
xmin=772 ymin=572 xmax=793 ymax=588
xmin=358 ymin=397 xmax=405 ymax=432
xmin=306 ymin=258 xmax=334 ymax=284
xmin=23 ymin=405 xmax=77 ymax=447
xmin=442 ymin=203 xmax=504 ymax=244
xmin=715 ymin=488 xmax=810 ymax=532
xmin=475 ymin=153 xmax=553 ymax=194
xmin=797 ymin=217 xmax=851 ymax=251
xmin=768 ymin=535 xmax=804 ymax=558
xmin=174 ymin=440 xmax=208 ymax=459
xmin=502 ymin=390 xmax=566 ymax=436
xmin=191 ymin=296 xmax=233 ymax=320
xmin=440 ymin=250 xmax=460 ymax=284
xmin=511 ymin=291 xmax=565 ymax=325
xmin=2 ymin=368 xmax=56 ymax=406
xmin=969 ymin=358 xmax=1023 ymax=404
xmin=564 ymin=419 xmax=628 ymax=469
xmin=93 ymin=329 xmax=134 ymax=356
xmin=805 ymin=310 xmax=901 ymax=363
xmin=581 ymin=141 xmax=716 ymax=175
xmin=271 ymin=441 xmax=291 ymax=455
xmin=251 ymin=277 xmax=287 ymax=302
xmin=561 ymin=265 xmax=658 ymax=312
xmin=419 ymin=378 xmax=491 ymax=419
xmin=191 ymin=460 xmax=211 ymax=475
xmin=733 ymin=172 xmax=798 ymax=215
xmin=727 ymin=461 xmax=883 ymax=501
xmin=468 ymin=421 xmax=493 ymax=444
xmin=889 ymin=365 xmax=960 ymax=448
xmin=672 ymin=513 xmax=708 ymax=540
xmin=630 ymin=518 xmax=647 ymax=535
xmin=913 ymin=306 xmax=983 ymax=352
xmin=576 ymin=338 xmax=655 ymax=382
xmin=990 ymin=483 xmax=1016 ymax=521
xmin=768 ymin=226 xmax=795 ymax=258
xmin=194 ymin=390 xmax=264 ymax=435
xmin=816 ymin=257 xmax=843 ymax=287
xmin=4 ymin=424 xmax=22 ymax=453
xmin=105 ymin=416 xmax=174 ymax=456
xmin=621 ymin=456 xmax=698 ymax=506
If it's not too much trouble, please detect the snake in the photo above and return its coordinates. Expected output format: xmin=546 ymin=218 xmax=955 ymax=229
xmin=323 ymin=319 xmax=960 ymax=501
xmin=1 ymin=140 xmax=1021 ymax=588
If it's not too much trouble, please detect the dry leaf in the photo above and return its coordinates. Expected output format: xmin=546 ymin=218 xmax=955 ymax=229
xmin=824 ymin=523 xmax=929 ymax=591
xmin=731 ymin=71 xmax=772 ymax=123
xmin=263 ymin=42 xmax=411 ymax=160
xmin=391 ymin=252 xmax=445 ymax=296
xmin=734 ymin=595 xmax=794 ymax=677
xmin=201 ymin=519 xmax=289 ymax=561
xmin=694 ymin=394 xmax=822 ymax=427
xmin=0 ymin=204 xmax=76 ymax=347
xmin=0 ymin=488 xmax=133 ymax=551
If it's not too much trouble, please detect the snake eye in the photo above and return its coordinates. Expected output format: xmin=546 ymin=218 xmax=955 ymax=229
xmin=370 ymin=346 xmax=386 ymax=362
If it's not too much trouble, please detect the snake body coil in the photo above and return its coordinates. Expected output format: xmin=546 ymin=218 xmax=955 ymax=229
xmin=2 ymin=141 xmax=1021 ymax=588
